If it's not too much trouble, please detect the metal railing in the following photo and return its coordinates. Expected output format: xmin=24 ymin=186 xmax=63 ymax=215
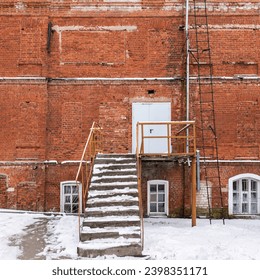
xmin=75 ymin=122 xmax=102 ymax=235
xmin=136 ymin=121 xmax=196 ymax=157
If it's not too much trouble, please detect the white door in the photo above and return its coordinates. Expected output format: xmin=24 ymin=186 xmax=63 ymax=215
xmin=132 ymin=102 xmax=171 ymax=154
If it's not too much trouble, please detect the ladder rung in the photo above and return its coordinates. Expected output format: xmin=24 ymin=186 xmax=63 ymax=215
xmin=194 ymin=15 xmax=208 ymax=18
xmin=189 ymin=49 xmax=198 ymax=52
xmin=201 ymin=164 xmax=219 ymax=168
xmin=199 ymin=100 xmax=214 ymax=104
xmin=192 ymin=62 xmax=212 ymax=65
xmin=205 ymin=176 xmax=221 ymax=179
xmin=196 ymin=31 xmax=208 ymax=34
xmin=202 ymin=108 xmax=213 ymax=113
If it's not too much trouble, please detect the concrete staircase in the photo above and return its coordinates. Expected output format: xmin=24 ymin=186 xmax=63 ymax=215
xmin=77 ymin=154 xmax=142 ymax=258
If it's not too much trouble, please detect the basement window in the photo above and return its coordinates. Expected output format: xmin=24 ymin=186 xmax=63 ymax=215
xmin=60 ymin=181 xmax=82 ymax=214
xmin=147 ymin=180 xmax=169 ymax=216
xmin=229 ymin=174 xmax=260 ymax=215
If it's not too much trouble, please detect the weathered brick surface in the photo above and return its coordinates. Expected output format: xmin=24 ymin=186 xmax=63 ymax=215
xmin=0 ymin=164 xmax=45 ymax=211
xmin=0 ymin=1 xmax=259 ymax=213
xmin=0 ymin=175 xmax=7 ymax=208
xmin=0 ymin=82 xmax=47 ymax=161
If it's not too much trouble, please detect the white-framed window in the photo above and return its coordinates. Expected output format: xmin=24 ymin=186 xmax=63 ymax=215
xmin=228 ymin=174 xmax=260 ymax=215
xmin=60 ymin=181 xmax=82 ymax=213
xmin=147 ymin=180 xmax=169 ymax=216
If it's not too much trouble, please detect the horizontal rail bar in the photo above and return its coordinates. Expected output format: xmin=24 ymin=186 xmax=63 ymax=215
xmin=136 ymin=120 xmax=196 ymax=157
xmin=138 ymin=121 xmax=195 ymax=125
xmin=142 ymin=135 xmax=195 ymax=139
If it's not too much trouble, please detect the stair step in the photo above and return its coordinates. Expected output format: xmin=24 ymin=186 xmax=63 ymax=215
xmin=90 ymin=183 xmax=138 ymax=191
xmin=85 ymin=205 xmax=139 ymax=213
xmin=85 ymin=209 xmax=139 ymax=217
xmin=91 ymin=176 xmax=137 ymax=184
xmin=77 ymin=240 xmax=142 ymax=258
xmin=94 ymin=163 xmax=136 ymax=171
xmin=94 ymin=158 xmax=136 ymax=165
xmin=96 ymin=154 xmax=135 ymax=159
xmin=88 ymin=189 xmax=138 ymax=199
xmin=87 ymin=200 xmax=139 ymax=208
xmin=80 ymin=226 xmax=140 ymax=241
xmin=88 ymin=193 xmax=138 ymax=203
xmin=92 ymin=170 xmax=137 ymax=177
xmin=80 ymin=231 xmax=141 ymax=241
xmin=83 ymin=220 xmax=141 ymax=228
xmin=83 ymin=216 xmax=140 ymax=228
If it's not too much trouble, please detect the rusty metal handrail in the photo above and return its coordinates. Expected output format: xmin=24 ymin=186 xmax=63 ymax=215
xmin=75 ymin=121 xmax=102 ymax=237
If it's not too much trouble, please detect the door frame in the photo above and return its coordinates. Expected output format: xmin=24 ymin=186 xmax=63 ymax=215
xmin=132 ymin=102 xmax=171 ymax=154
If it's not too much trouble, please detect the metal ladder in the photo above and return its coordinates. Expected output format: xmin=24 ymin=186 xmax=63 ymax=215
xmin=189 ymin=0 xmax=225 ymax=224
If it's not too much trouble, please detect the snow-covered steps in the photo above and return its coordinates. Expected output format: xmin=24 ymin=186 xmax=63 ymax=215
xmin=83 ymin=215 xmax=141 ymax=228
xmin=80 ymin=225 xmax=141 ymax=241
xmin=85 ymin=205 xmax=139 ymax=217
xmin=77 ymin=237 xmax=142 ymax=258
xmin=77 ymin=154 xmax=142 ymax=258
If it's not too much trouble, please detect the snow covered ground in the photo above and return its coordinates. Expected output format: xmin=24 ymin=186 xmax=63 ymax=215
xmin=0 ymin=210 xmax=260 ymax=260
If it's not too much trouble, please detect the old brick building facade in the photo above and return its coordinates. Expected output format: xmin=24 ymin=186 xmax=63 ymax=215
xmin=0 ymin=0 xmax=259 ymax=217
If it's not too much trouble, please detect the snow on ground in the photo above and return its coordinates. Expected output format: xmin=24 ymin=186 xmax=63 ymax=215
xmin=0 ymin=211 xmax=45 ymax=259
xmin=38 ymin=214 xmax=79 ymax=260
xmin=0 ymin=210 xmax=260 ymax=260
xmin=143 ymin=218 xmax=260 ymax=260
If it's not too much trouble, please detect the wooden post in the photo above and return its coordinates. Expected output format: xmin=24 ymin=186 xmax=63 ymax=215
xmin=137 ymin=156 xmax=144 ymax=249
xmin=191 ymin=156 xmax=197 ymax=227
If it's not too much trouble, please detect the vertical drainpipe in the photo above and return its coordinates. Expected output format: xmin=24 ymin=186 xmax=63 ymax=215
xmin=196 ymin=150 xmax=200 ymax=191
xmin=185 ymin=0 xmax=192 ymax=175
xmin=185 ymin=0 xmax=190 ymax=155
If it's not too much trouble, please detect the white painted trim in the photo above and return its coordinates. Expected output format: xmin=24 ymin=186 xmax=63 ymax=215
xmin=50 ymin=77 xmax=180 ymax=81
xmin=61 ymin=160 xmax=87 ymax=164
xmin=52 ymin=25 xmax=138 ymax=32
xmin=147 ymin=180 xmax=169 ymax=216
xmin=0 ymin=76 xmax=259 ymax=81
xmin=228 ymin=173 xmax=260 ymax=215
xmin=60 ymin=181 xmax=82 ymax=213
xmin=202 ymin=160 xmax=260 ymax=163
xmin=0 ymin=77 xmax=46 ymax=80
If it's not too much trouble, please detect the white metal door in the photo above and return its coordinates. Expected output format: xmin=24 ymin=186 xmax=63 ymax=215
xmin=132 ymin=102 xmax=171 ymax=154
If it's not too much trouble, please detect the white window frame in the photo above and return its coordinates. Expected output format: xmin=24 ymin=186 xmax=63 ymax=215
xmin=228 ymin=173 xmax=260 ymax=215
xmin=60 ymin=181 xmax=82 ymax=214
xmin=147 ymin=180 xmax=169 ymax=216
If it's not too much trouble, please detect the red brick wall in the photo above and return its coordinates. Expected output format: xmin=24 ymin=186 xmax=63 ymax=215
xmin=0 ymin=164 xmax=45 ymax=211
xmin=191 ymin=80 xmax=260 ymax=160
xmin=0 ymin=82 xmax=47 ymax=161
xmin=0 ymin=1 xmax=259 ymax=213
xmin=0 ymin=174 xmax=7 ymax=208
